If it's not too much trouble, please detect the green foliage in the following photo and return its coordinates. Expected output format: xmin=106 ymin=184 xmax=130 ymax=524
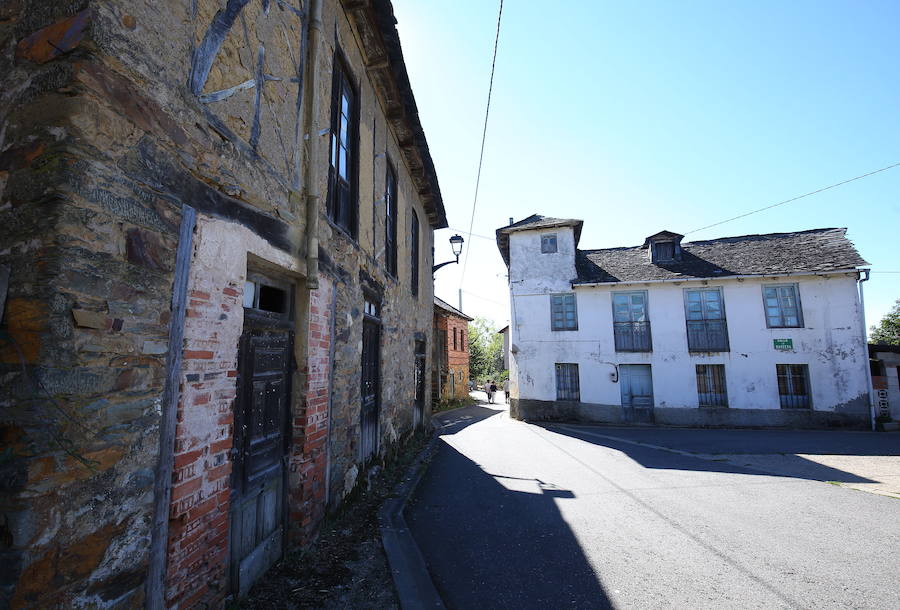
xmin=468 ymin=317 xmax=504 ymax=382
xmin=870 ymin=299 xmax=900 ymax=345
xmin=434 ymin=395 xmax=476 ymax=413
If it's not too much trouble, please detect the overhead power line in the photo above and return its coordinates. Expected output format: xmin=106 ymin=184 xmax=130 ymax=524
xmin=459 ymin=0 xmax=504 ymax=288
xmin=448 ymin=227 xmax=496 ymax=241
xmin=686 ymin=161 xmax=900 ymax=235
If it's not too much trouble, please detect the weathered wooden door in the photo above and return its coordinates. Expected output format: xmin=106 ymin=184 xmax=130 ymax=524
xmin=620 ymin=364 xmax=654 ymax=423
xmin=231 ymin=313 xmax=292 ymax=596
xmin=360 ymin=299 xmax=381 ymax=462
xmin=413 ymin=339 xmax=426 ymax=428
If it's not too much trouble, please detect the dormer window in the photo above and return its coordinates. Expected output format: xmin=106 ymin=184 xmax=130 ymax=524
xmin=654 ymin=241 xmax=675 ymax=262
xmin=643 ymin=230 xmax=684 ymax=264
xmin=541 ymin=233 xmax=557 ymax=253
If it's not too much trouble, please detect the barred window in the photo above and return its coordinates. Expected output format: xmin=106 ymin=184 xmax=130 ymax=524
xmin=763 ymin=284 xmax=803 ymax=328
xmin=555 ymin=363 xmax=580 ymax=401
xmin=696 ymin=364 xmax=727 ymax=407
xmin=551 ymin=293 xmax=578 ymax=331
xmin=777 ymin=364 xmax=811 ymax=409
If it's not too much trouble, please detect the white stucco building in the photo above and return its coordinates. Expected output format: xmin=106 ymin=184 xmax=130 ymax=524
xmin=497 ymin=215 xmax=873 ymax=428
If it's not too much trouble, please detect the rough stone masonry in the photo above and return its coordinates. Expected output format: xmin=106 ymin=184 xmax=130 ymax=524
xmin=0 ymin=0 xmax=447 ymax=607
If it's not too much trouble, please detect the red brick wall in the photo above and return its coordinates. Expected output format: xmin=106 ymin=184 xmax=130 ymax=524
xmin=434 ymin=312 xmax=470 ymax=399
xmin=165 ymin=279 xmax=242 ymax=608
xmin=288 ymin=276 xmax=333 ymax=544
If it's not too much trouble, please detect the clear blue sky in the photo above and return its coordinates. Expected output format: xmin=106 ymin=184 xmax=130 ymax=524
xmin=393 ymin=0 xmax=900 ymax=333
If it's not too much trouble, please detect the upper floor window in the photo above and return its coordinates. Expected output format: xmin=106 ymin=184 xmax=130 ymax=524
xmin=453 ymin=327 xmax=458 ymax=351
xmin=327 ymin=54 xmax=357 ymax=238
xmin=612 ymin=291 xmax=651 ymax=352
xmin=684 ymin=288 xmax=729 ymax=352
xmin=763 ymin=284 xmax=803 ymax=328
xmin=541 ymin=233 xmax=557 ymax=253
xmin=385 ymin=161 xmax=398 ymax=276
xmin=551 ymin=293 xmax=578 ymax=331
xmin=410 ymin=209 xmax=420 ymax=297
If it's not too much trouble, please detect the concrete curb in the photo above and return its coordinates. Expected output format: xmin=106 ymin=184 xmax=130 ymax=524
xmin=379 ymin=425 xmax=445 ymax=610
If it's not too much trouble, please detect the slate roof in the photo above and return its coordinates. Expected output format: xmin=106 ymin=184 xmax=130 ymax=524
xmin=574 ymin=228 xmax=868 ymax=284
xmin=496 ymin=214 xmax=584 ymax=266
xmin=434 ymin=296 xmax=473 ymax=321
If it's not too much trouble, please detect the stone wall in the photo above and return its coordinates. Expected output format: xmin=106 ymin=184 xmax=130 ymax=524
xmin=1 ymin=0 xmax=441 ymax=606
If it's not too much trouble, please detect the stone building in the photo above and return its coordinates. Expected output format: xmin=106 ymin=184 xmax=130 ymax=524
xmin=499 ymin=215 xmax=873 ymax=429
xmin=432 ymin=297 xmax=472 ymax=401
xmin=0 ymin=0 xmax=445 ymax=607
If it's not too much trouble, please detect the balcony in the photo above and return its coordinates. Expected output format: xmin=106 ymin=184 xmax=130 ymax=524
xmin=613 ymin=321 xmax=652 ymax=352
xmin=686 ymin=319 xmax=729 ymax=352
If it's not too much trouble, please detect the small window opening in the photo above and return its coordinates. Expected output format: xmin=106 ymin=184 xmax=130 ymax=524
xmin=258 ymin=284 xmax=287 ymax=313
xmin=541 ymin=233 xmax=558 ymax=254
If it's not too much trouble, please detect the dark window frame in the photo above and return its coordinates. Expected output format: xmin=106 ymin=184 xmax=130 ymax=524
xmin=541 ymin=233 xmax=558 ymax=254
xmin=555 ymin=363 xmax=580 ymax=401
xmin=385 ymin=159 xmax=398 ymax=277
xmin=326 ymin=49 xmax=359 ymax=240
xmin=653 ymin=241 xmax=676 ymax=262
xmin=410 ymin=208 xmax=420 ymax=297
xmin=762 ymin=283 xmax=804 ymax=328
xmin=550 ymin=293 xmax=578 ymax=331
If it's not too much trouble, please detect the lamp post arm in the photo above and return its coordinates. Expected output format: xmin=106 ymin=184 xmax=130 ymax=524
xmin=432 ymin=260 xmax=459 ymax=274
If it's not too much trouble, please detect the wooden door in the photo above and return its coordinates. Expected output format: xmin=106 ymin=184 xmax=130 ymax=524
xmin=620 ymin=364 xmax=654 ymax=423
xmin=414 ymin=339 xmax=426 ymax=428
xmin=231 ymin=327 xmax=292 ymax=597
xmin=360 ymin=311 xmax=380 ymax=462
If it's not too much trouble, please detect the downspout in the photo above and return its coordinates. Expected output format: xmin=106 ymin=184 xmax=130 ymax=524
xmin=858 ymin=269 xmax=875 ymax=431
xmin=303 ymin=0 xmax=323 ymax=290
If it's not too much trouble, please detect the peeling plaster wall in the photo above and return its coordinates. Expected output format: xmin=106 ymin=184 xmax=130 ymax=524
xmin=508 ymin=230 xmax=870 ymax=427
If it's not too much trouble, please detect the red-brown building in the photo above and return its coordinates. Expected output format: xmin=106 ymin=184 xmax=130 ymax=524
xmin=433 ymin=297 xmax=473 ymax=400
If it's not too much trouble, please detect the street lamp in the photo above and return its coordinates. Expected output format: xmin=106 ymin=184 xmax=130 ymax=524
xmin=432 ymin=234 xmax=465 ymax=273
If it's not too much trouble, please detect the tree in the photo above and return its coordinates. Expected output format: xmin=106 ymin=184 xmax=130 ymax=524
xmin=870 ymin=299 xmax=900 ymax=345
xmin=468 ymin=317 xmax=505 ymax=382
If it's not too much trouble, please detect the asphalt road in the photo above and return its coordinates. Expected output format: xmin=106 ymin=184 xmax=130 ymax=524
xmin=406 ymin=401 xmax=900 ymax=609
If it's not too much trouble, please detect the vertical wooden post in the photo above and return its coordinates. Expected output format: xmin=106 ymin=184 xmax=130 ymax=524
xmin=146 ymin=205 xmax=196 ymax=609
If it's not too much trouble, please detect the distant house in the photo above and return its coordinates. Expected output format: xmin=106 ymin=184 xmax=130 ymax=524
xmin=433 ymin=297 xmax=473 ymax=400
xmin=869 ymin=344 xmax=900 ymax=423
xmin=497 ymin=214 xmax=872 ymax=429
xmin=498 ymin=325 xmax=510 ymax=370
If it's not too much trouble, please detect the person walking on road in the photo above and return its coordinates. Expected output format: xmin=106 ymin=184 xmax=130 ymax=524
xmin=485 ymin=380 xmax=494 ymax=403
xmin=503 ymin=378 xmax=510 ymax=403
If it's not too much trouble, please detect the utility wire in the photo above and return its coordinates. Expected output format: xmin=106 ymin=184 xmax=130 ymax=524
xmin=459 ymin=0 xmax=504 ymax=288
xmin=449 ymin=227 xmax=496 ymax=241
xmin=686 ymin=161 xmax=900 ymax=235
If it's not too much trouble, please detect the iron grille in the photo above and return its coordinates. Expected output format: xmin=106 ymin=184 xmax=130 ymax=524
xmin=696 ymin=364 xmax=727 ymax=407
xmin=555 ymin=363 xmax=580 ymax=401
xmin=777 ymin=364 xmax=810 ymax=409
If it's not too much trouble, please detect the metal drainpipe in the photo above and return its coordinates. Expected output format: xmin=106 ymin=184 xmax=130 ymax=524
xmin=858 ymin=268 xmax=875 ymax=431
xmin=303 ymin=0 xmax=323 ymax=290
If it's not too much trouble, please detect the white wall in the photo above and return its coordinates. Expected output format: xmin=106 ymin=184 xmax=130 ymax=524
xmin=508 ymin=229 xmax=869 ymax=413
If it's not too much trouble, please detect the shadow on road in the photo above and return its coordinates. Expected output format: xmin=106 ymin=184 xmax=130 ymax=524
xmin=406 ymin=439 xmax=612 ymax=609
xmin=546 ymin=425 xmax=882 ymax=484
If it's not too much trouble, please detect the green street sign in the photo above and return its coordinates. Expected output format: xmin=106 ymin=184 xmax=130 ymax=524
xmin=773 ymin=338 xmax=793 ymax=351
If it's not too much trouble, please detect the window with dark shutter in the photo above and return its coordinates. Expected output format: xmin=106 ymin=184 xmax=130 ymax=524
xmin=327 ymin=53 xmax=358 ymax=238
xmin=410 ymin=209 xmax=419 ymax=297
xmin=385 ymin=161 xmax=398 ymax=276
